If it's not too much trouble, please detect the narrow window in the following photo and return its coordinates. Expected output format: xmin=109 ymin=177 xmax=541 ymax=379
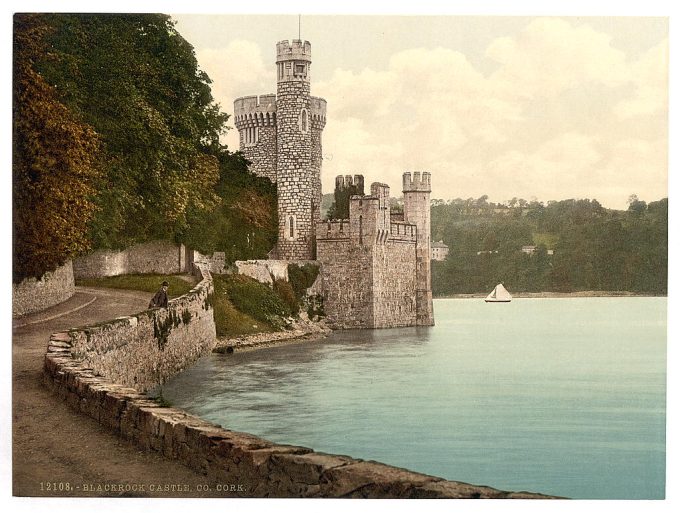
xmin=289 ymin=216 xmax=295 ymax=239
xmin=359 ymin=215 xmax=363 ymax=245
xmin=299 ymin=109 xmax=309 ymax=134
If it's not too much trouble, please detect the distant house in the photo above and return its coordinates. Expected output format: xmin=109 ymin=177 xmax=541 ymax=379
xmin=522 ymin=245 xmax=555 ymax=256
xmin=431 ymin=240 xmax=449 ymax=261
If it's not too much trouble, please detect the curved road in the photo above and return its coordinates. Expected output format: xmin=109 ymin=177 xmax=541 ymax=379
xmin=12 ymin=287 xmax=223 ymax=498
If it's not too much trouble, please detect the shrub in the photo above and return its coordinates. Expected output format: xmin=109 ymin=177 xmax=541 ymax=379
xmin=287 ymin=263 xmax=320 ymax=300
xmin=273 ymin=278 xmax=299 ymax=315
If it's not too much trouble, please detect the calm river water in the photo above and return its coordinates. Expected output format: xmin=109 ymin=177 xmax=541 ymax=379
xmin=161 ymin=298 xmax=666 ymax=499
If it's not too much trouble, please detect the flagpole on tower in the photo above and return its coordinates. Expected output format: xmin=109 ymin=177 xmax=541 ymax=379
xmin=298 ymin=14 xmax=301 ymax=40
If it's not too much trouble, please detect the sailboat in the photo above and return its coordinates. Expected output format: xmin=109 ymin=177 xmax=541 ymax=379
xmin=485 ymin=283 xmax=512 ymax=303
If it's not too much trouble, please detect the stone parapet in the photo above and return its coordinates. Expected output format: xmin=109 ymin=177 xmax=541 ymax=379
xmin=59 ymin=263 xmax=216 ymax=392
xmin=316 ymin=220 xmax=351 ymax=240
xmin=43 ymin=337 xmax=555 ymax=497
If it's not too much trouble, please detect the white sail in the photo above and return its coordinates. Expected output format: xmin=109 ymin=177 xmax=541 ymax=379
xmin=485 ymin=283 xmax=512 ymax=302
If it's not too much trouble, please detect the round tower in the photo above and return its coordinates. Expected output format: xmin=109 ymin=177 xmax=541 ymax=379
xmin=403 ymin=172 xmax=434 ymax=326
xmin=275 ymin=39 xmax=318 ymax=260
xmin=233 ymin=94 xmax=277 ymax=183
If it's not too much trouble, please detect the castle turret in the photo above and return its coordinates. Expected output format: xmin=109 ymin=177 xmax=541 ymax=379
xmin=233 ymin=94 xmax=277 ymax=183
xmin=275 ymin=39 xmax=321 ymax=260
xmin=403 ymin=172 xmax=434 ymax=326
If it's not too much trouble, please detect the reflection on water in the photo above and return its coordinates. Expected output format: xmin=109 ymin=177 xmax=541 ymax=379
xmin=161 ymin=298 xmax=666 ymax=499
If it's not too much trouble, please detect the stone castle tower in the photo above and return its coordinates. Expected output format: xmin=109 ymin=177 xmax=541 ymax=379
xmin=403 ymin=172 xmax=434 ymax=326
xmin=234 ymin=40 xmax=326 ymax=260
xmin=315 ymin=172 xmax=434 ymax=328
xmin=233 ymin=39 xmax=434 ymax=329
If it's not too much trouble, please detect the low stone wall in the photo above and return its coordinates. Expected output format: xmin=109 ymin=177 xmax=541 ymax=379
xmin=43 ymin=333 xmax=551 ymax=497
xmin=193 ymin=250 xmax=228 ymax=275
xmin=73 ymin=241 xmax=187 ymax=279
xmin=41 ymin=264 xmax=554 ymax=498
xmin=59 ymin=264 xmax=216 ymax=393
xmin=235 ymin=259 xmax=291 ymax=286
xmin=13 ymin=261 xmax=75 ymax=318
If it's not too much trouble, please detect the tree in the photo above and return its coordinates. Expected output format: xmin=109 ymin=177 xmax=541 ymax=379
xmin=326 ymin=180 xmax=364 ymax=219
xmin=178 ymin=152 xmax=278 ymax=262
xmin=627 ymin=194 xmax=647 ymax=216
xmin=13 ymin=14 xmax=101 ymax=281
xmin=39 ymin=14 xmax=229 ymax=249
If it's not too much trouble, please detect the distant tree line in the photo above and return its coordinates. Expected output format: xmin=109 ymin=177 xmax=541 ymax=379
xmin=13 ymin=14 xmax=277 ymax=282
xmin=431 ymin=195 xmax=667 ymax=295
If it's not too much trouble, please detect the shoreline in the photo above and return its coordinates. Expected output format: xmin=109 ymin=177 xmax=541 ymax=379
xmin=210 ymin=290 xmax=667 ymax=352
xmin=437 ymin=291 xmax=665 ymax=299
xmin=213 ymin=317 xmax=332 ymax=353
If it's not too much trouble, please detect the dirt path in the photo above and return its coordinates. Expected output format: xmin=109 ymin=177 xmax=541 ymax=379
xmin=11 ymin=287 xmax=233 ymax=498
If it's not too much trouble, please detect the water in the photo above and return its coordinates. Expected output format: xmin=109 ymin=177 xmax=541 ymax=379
xmin=161 ymin=298 xmax=666 ymax=499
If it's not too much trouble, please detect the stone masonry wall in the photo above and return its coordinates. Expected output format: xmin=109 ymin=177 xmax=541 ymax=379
xmin=73 ymin=241 xmax=187 ymax=279
xmin=64 ymin=264 xmax=216 ymax=392
xmin=193 ymin=250 xmax=227 ymax=275
xmin=316 ymin=239 xmax=374 ymax=329
xmin=12 ymin=260 xmax=75 ymax=317
xmin=372 ymin=242 xmax=418 ymax=328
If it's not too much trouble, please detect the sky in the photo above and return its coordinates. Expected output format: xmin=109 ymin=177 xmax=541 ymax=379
xmin=172 ymin=14 xmax=668 ymax=210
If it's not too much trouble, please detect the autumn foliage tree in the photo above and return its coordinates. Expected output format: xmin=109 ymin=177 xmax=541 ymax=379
xmin=13 ymin=15 xmax=101 ymax=281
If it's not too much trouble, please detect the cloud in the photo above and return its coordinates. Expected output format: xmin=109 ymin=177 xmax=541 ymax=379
xmin=195 ymin=40 xmax=271 ymax=150
xmin=486 ymin=18 xmax=629 ymax=97
xmin=311 ymin=18 xmax=667 ymax=208
xmin=613 ymin=40 xmax=668 ymax=119
xmin=194 ymin=20 xmax=666 ymax=209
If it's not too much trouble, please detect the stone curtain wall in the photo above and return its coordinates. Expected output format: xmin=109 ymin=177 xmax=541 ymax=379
xmin=73 ymin=241 xmax=187 ymax=279
xmin=316 ymin=239 xmax=375 ymax=329
xmin=12 ymin=260 xmax=76 ymax=317
xmin=372 ymin=242 xmax=418 ymax=328
xmin=62 ymin=264 xmax=216 ymax=392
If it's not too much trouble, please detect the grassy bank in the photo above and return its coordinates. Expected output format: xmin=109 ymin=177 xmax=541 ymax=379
xmin=76 ymin=274 xmax=195 ymax=298
xmin=78 ymin=272 xmax=315 ymax=339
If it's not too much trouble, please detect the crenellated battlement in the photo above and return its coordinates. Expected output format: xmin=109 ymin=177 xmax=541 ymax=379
xmin=310 ymin=96 xmax=327 ymax=127
xmin=403 ymin=171 xmax=432 ymax=192
xmin=234 ymin=94 xmax=277 ymax=128
xmin=390 ymin=222 xmax=417 ymax=242
xmin=316 ymin=219 xmax=350 ymax=240
xmin=276 ymin=39 xmax=312 ymax=62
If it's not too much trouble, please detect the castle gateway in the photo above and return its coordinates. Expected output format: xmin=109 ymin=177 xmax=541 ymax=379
xmin=234 ymin=40 xmax=434 ymax=328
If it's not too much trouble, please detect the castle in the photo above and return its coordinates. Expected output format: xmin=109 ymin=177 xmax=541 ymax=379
xmin=234 ymin=40 xmax=433 ymax=328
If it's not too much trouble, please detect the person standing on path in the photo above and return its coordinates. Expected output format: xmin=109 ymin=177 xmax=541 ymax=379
xmin=148 ymin=280 xmax=169 ymax=308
